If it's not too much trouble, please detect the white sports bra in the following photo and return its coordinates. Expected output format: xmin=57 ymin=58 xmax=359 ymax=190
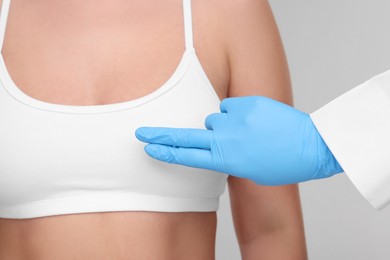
xmin=0 ymin=0 xmax=227 ymax=219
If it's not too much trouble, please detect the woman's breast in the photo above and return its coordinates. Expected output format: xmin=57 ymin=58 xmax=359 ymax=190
xmin=0 ymin=68 xmax=228 ymax=218
xmin=0 ymin=211 xmax=217 ymax=259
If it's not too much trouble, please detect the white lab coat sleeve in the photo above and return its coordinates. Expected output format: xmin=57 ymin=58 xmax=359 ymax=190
xmin=310 ymin=70 xmax=390 ymax=210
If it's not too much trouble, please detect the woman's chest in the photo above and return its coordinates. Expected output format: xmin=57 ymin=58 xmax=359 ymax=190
xmin=2 ymin=0 xmax=229 ymax=106
xmin=0 ymin=0 xmax=229 ymax=220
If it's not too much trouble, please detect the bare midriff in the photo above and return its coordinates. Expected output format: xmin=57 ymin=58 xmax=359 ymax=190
xmin=0 ymin=0 xmax=230 ymax=259
xmin=0 ymin=212 xmax=217 ymax=259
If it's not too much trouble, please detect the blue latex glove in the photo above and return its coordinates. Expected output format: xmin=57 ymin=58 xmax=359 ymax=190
xmin=135 ymin=96 xmax=343 ymax=185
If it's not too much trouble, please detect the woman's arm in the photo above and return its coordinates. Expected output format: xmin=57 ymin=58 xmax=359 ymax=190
xmin=222 ymin=1 xmax=307 ymax=259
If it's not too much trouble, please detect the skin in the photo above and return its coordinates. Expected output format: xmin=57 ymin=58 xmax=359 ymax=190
xmin=0 ymin=0 xmax=307 ymax=259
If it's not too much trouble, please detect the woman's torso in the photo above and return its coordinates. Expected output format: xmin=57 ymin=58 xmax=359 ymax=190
xmin=0 ymin=0 xmax=230 ymax=259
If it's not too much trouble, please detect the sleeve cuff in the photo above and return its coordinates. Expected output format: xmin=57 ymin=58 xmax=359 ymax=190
xmin=310 ymin=70 xmax=390 ymax=210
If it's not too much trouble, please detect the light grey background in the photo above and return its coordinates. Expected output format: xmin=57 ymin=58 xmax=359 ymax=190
xmin=215 ymin=1 xmax=390 ymax=259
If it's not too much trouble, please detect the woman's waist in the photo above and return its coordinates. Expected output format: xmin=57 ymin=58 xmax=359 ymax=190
xmin=0 ymin=211 xmax=217 ymax=260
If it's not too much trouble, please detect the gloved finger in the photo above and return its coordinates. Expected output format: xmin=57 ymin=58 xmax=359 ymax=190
xmin=220 ymin=97 xmax=242 ymax=113
xmin=219 ymin=98 xmax=235 ymax=113
xmin=205 ymin=113 xmax=227 ymax=130
xmin=144 ymin=144 xmax=215 ymax=170
xmin=135 ymin=127 xmax=212 ymax=149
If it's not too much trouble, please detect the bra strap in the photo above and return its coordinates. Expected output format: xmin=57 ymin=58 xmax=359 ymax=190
xmin=0 ymin=0 xmax=11 ymax=52
xmin=183 ymin=0 xmax=194 ymax=50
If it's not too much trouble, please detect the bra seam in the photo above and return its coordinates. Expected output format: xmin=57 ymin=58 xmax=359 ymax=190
xmin=0 ymin=192 xmax=218 ymax=208
xmin=192 ymin=53 xmax=222 ymax=104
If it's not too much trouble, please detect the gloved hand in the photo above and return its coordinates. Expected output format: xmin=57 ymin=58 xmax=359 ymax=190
xmin=135 ymin=96 xmax=343 ymax=185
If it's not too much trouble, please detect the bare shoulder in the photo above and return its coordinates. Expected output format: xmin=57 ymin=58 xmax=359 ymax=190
xmin=207 ymin=0 xmax=273 ymax=32
xmin=193 ymin=0 xmax=272 ymax=42
xmin=209 ymin=0 xmax=278 ymax=57
xmin=219 ymin=0 xmax=271 ymax=17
